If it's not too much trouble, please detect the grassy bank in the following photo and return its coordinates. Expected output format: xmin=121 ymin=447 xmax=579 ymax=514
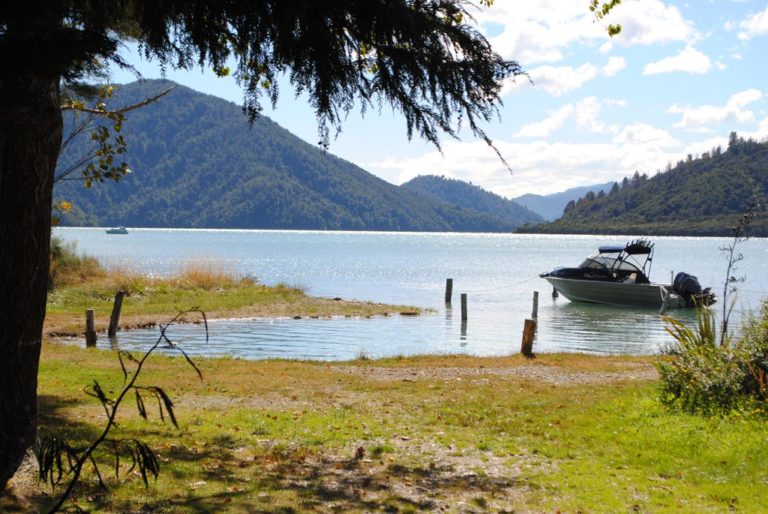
xmin=45 ymin=251 xmax=422 ymax=336
xmin=5 ymin=345 xmax=768 ymax=512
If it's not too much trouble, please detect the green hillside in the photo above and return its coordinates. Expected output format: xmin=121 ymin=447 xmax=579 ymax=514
xmin=401 ymin=175 xmax=542 ymax=226
xmin=54 ymin=81 xmax=521 ymax=232
xmin=528 ymin=134 xmax=768 ymax=236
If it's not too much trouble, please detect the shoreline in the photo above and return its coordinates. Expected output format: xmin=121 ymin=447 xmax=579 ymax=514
xmin=44 ymin=296 xmax=426 ymax=339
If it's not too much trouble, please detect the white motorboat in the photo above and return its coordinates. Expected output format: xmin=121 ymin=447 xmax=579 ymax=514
xmin=540 ymin=240 xmax=716 ymax=309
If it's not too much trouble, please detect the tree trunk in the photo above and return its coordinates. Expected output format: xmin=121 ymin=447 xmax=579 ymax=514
xmin=0 ymin=72 xmax=62 ymax=490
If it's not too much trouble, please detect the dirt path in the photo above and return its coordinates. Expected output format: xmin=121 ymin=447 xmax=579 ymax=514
xmin=328 ymin=360 xmax=658 ymax=385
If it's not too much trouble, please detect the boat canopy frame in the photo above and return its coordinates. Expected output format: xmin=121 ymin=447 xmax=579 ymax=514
xmin=580 ymin=239 xmax=655 ymax=283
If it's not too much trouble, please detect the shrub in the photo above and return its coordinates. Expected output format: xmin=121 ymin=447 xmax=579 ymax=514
xmin=658 ymin=301 xmax=768 ymax=415
xmin=49 ymin=236 xmax=105 ymax=289
xmin=736 ymin=301 xmax=768 ymax=401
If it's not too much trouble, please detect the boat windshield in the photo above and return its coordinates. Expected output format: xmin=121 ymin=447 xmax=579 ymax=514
xmin=579 ymin=254 xmax=644 ymax=274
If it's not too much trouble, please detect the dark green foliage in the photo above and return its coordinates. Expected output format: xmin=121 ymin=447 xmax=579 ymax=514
xmin=658 ymin=302 xmax=768 ymax=415
xmin=55 ymin=81 xmax=522 ymax=232
xmin=3 ymin=1 xmax=520 ymax=149
xmin=400 ymin=175 xmax=543 ymax=227
xmin=530 ymin=136 xmax=768 ymax=236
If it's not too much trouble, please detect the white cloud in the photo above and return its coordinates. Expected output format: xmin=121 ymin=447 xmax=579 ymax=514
xmin=520 ymin=63 xmax=599 ymax=96
xmin=738 ymin=5 xmax=768 ymax=40
xmin=602 ymin=56 xmax=626 ymax=76
xmin=505 ymin=57 xmax=625 ymax=97
xmin=477 ymin=1 xmax=600 ymax=65
xmin=475 ymin=0 xmax=696 ymax=66
xmin=612 ymin=124 xmax=678 ymax=147
xmin=642 ymin=46 xmax=712 ymax=75
xmin=741 ymin=116 xmax=768 ymax=142
xmin=515 ymin=97 xmax=619 ymax=138
xmin=515 ymin=104 xmax=575 ymax=138
xmin=601 ymin=0 xmax=698 ymax=46
xmin=669 ymin=89 xmax=763 ymax=130
xmin=574 ymin=97 xmax=610 ymax=133
xmin=366 ymin=125 xmax=683 ymax=198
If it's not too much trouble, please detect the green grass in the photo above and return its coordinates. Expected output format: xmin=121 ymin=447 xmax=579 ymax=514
xmin=44 ymin=260 xmax=422 ymax=336
xmin=8 ymin=344 xmax=767 ymax=512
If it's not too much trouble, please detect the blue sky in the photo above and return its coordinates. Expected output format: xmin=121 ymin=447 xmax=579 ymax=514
xmin=110 ymin=0 xmax=768 ymax=198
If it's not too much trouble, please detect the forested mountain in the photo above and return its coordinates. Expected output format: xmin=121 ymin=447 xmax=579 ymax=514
xmin=54 ymin=80 xmax=523 ymax=232
xmin=529 ymin=134 xmax=768 ymax=236
xmin=400 ymin=175 xmax=542 ymax=226
xmin=512 ymin=182 xmax=615 ymax=221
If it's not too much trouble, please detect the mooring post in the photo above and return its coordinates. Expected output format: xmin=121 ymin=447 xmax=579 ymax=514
xmin=108 ymin=290 xmax=126 ymax=337
xmin=445 ymin=278 xmax=453 ymax=304
xmin=552 ymin=286 xmax=559 ymax=299
xmin=85 ymin=309 xmax=97 ymax=347
xmin=532 ymin=291 xmax=539 ymax=319
xmin=521 ymin=318 xmax=536 ymax=357
xmin=460 ymin=293 xmax=468 ymax=321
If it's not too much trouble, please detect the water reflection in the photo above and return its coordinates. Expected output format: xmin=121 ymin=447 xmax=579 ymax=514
xmin=85 ymin=300 xmax=730 ymax=361
xmin=539 ymin=301 xmax=695 ymax=354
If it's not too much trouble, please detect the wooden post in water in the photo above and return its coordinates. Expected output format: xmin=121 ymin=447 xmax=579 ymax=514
xmin=460 ymin=293 xmax=468 ymax=321
xmin=532 ymin=291 xmax=539 ymax=319
xmin=108 ymin=290 xmax=126 ymax=337
xmin=445 ymin=278 xmax=453 ymax=304
xmin=85 ymin=309 xmax=97 ymax=347
xmin=521 ymin=318 xmax=536 ymax=357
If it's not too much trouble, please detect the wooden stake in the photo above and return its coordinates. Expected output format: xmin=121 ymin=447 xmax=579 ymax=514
xmin=460 ymin=293 xmax=467 ymax=321
xmin=85 ymin=309 xmax=97 ymax=347
xmin=108 ymin=290 xmax=126 ymax=337
xmin=521 ymin=318 xmax=536 ymax=357
xmin=532 ymin=291 xmax=539 ymax=319
xmin=445 ymin=278 xmax=453 ymax=304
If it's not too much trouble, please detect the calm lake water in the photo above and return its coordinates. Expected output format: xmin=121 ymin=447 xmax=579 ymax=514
xmin=54 ymin=228 xmax=768 ymax=360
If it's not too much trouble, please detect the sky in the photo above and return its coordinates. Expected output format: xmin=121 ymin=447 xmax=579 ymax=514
xmin=110 ymin=0 xmax=768 ymax=199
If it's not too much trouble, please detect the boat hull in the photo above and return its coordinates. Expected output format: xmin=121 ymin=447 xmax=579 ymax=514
xmin=544 ymin=276 xmax=682 ymax=308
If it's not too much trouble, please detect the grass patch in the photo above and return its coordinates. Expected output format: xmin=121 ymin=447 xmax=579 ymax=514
xmin=44 ymin=257 xmax=421 ymax=336
xmin=7 ymin=344 xmax=768 ymax=512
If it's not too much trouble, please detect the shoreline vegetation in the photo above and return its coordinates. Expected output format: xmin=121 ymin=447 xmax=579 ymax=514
xmin=3 ymin=239 xmax=765 ymax=511
xmin=44 ymin=238 xmax=423 ymax=338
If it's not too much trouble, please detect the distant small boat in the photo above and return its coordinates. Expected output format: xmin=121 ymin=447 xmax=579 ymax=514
xmin=540 ymin=239 xmax=716 ymax=310
xmin=105 ymin=226 xmax=128 ymax=234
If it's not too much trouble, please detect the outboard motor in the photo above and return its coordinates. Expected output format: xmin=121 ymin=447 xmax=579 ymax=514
xmin=673 ymin=272 xmax=716 ymax=307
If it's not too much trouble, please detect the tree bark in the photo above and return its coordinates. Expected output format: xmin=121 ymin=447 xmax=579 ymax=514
xmin=0 ymin=72 xmax=62 ymax=490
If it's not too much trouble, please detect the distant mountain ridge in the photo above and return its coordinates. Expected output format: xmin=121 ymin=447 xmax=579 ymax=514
xmin=400 ymin=175 xmax=542 ymax=226
xmin=54 ymin=80 xmax=531 ymax=232
xmin=529 ymin=134 xmax=768 ymax=236
xmin=512 ymin=182 xmax=615 ymax=221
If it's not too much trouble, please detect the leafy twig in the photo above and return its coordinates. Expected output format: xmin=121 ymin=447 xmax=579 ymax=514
xmin=719 ymin=203 xmax=758 ymax=346
xmin=38 ymin=309 xmax=206 ymax=513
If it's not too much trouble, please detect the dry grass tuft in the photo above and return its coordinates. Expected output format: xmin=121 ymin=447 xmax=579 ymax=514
xmin=49 ymin=237 xmax=107 ymax=288
xmin=170 ymin=260 xmax=249 ymax=289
